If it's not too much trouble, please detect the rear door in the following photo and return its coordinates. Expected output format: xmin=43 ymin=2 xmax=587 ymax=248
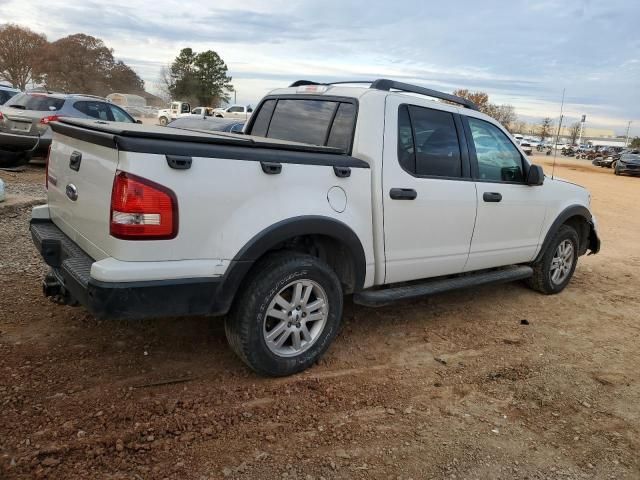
xmin=463 ymin=115 xmax=547 ymax=271
xmin=382 ymin=97 xmax=477 ymax=283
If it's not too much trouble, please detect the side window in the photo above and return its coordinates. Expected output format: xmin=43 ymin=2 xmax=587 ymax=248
xmin=109 ymin=104 xmax=134 ymax=123
xmin=74 ymin=101 xmax=113 ymax=121
xmin=397 ymin=104 xmax=462 ymax=178
xmin=250 ymin=99 xmax=276 ymax=136
xmin=327 ymin=102 xmax=356 ymax=151
xmin=467 ymin=117 xmax=524 ymax=182
xmin=228 ymin=106 xmax=243 ymax=113
xmin=181 ymin=103 xmax=190 ymax=113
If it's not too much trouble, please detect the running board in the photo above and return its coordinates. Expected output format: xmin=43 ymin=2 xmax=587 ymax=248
xmin=353 ymin=265 xmax=533 ymax=307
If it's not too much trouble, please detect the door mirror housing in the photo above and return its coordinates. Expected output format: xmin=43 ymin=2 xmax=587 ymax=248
xmin=526 ymin=164 xmax=544 ymax=186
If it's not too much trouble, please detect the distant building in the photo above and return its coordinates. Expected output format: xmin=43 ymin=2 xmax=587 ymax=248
xmin=106 ymin=93 xmax=147 ymax=107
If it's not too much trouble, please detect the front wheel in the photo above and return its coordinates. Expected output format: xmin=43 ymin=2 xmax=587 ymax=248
xmin=527 ymin=225 xmax=579 ymax=295
xmin=158 ymin=116 xmax=168 ymax=126
xmin=225 ymin=252 xmax=343 ymax=376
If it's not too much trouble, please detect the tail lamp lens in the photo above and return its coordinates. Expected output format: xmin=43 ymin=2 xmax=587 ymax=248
xmin=40 ymin=115 xmax=60 ymax=124
xmin=110 ymin=171 xmax=178 ymax=240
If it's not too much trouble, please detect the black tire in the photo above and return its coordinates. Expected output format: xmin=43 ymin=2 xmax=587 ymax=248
xmin=159 ymin=116 xmax=168 ymax=126
xmin=527 ymin=225 xmax=579 ymax=295
xmin=225 ymin=252 xmax=343 ymax=377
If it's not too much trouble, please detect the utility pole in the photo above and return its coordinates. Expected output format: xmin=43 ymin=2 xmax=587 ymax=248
xmin=234 ymin=90 xmax=237 ymax=104
xmin=578 ymin=114 xmax=586 ymax=146
xmin=625 ymin=121 xmax=632 ymax=147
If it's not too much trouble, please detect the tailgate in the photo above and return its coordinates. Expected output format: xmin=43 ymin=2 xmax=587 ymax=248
xmin=47 ymin=129 xmax=118 ymax=261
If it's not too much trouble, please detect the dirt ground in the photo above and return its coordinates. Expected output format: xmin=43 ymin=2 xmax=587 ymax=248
xmin=1 ymin=154 xmax=639 ymax=480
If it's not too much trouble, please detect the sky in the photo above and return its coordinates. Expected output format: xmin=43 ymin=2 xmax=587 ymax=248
xmin=1 ymin=0 xmax=639 ymax=136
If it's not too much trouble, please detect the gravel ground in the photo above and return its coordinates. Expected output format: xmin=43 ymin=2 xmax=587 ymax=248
xmin=0 ymin=158 xmax=639 ymax=479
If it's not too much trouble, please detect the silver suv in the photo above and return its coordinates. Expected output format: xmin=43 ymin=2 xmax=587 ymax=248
xmin=0 ymin=92 xmax=138 ymax=166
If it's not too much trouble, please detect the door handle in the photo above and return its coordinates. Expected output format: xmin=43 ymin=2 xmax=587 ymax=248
xmin=390 ymin=188 xmax=417 ymax=200
xmin=483 ymin=192 xmax=502 ymax=202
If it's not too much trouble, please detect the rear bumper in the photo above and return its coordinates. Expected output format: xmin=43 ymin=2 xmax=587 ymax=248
xmin=0 ymin=131 xmax=50 ymax=153
xmin=30 ymin=220 xmax=227 ymax=319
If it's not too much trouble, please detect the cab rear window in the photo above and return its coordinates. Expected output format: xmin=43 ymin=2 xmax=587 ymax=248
xmin=248 ymin=98 xmax=357 ymax=152
xmin=8 ymin=93 xmax=65 ymax=111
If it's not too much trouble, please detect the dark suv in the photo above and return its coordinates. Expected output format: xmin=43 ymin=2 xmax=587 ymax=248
xmin=0 ymin=92 xmax=137 ymax=167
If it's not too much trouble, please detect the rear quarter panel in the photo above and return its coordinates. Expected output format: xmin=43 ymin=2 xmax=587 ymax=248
xmin=114 ymin=151 xmax=375 ymax=286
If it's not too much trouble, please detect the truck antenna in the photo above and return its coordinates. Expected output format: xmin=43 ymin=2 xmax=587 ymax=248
xmin=551 ymin=88 xmax=566 ymax=180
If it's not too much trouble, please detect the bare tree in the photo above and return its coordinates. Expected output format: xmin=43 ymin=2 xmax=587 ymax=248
xmin=513 ymin=120 xmax=527 ymax=135
xmin=454 ymin=89 xmax=517 ymax=131
xmin=568 ymin=122 xmax=581 ymax=145
xmin=154 ymin=65 xmax=173 ymax=104
xmin=538 ymin=117 xmax=554 ymax=143
xmin=452 ymin=89 xmax=490 ymax=112
xmin=0 ymin=24 xmax=47 ymax=89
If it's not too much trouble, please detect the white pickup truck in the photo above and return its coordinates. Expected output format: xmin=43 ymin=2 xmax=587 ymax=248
xmin=212 ymin=104 xmax=253 ymax=119
xmin=31 ymin=79 xmax=600 ymax=376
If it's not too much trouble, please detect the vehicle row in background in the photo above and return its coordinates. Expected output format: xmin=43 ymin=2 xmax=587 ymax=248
xmin=157 ymin=102 xmax=253 ymax=125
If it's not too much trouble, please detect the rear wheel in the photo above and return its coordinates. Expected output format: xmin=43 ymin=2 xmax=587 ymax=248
xmin=527 ymin=225 xmax=579 ymax=294
xmin=225 ymin=252 xmax=343 ymax=376
xmin=158 ymin=116 xmax=168 ymax=126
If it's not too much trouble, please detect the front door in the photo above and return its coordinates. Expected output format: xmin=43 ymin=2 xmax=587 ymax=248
xmin=382 ymin=97 xmax=478 ymax=284
xmin=463 ymin=115 xmax=547 ymax=271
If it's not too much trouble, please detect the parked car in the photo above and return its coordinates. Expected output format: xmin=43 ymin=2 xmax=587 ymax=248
xmin=0 ymin=85 xmax=21 ymax=105
xmin=29 ymin=78 xmax=600 ymax=377
xmin=168 ymin=116 xmax=245 ymax=133
xmin=0 ymin=92 xmax=138 ymax=167
xmin=614 ymin=151 xmax=640 ymax=176
xmin=213 ymin=104 xmax=253 ymax=119
xmin=519 ymin=142 xmax=533 ymax=155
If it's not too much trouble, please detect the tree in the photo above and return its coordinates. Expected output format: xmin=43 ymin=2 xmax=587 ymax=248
xmin=453 ymin=89 xmax=516 ymax=131
xmin=538 ymin=117 xmax=554 ymax=143
xmin=568 ymin=122 xmax=581 ymax=145
xmin=38 ymin=34 xmax=144 ymax=96
xmin=452 ymin=89 xmax=490 ymax=112
xmin=0 ymin=24 xmax=47 ymax=89
xmin=168 ymin=48 xmax=233 ymax=106
xmin=514 ymin=120 xmax=528 ymax=135
xmin=630 ymin=137 xmax=640 ymax=149
xmin=109 ymin=60 xmax=145 ymax=93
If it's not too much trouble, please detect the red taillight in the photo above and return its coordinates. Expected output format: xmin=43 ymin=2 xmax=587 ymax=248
xmin=45 ymin=144 xmax=52 ymax=189
xmin=40 ymin=115 xmax=60 ymax=125
xmin=110 ymin=171 xmax=178 ymax=240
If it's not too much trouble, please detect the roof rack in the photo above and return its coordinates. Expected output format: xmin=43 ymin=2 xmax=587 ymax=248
xmin=67 ymin=93 xmax=107 ymax=100
xmin=370 ymin=79 xmax=478 ymax=110
xmin=288 ymin=78 xmax=479 ymax=111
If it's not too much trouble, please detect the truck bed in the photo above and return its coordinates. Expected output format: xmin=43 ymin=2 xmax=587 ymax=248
xmin=52 ymin=118 xmax=350 ymax=155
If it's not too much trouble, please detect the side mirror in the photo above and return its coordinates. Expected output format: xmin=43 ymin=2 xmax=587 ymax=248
xmin=527 ymin=164 xmax=544 ymax=186
xmin=136 ymin=120 xmax=143 ymax=124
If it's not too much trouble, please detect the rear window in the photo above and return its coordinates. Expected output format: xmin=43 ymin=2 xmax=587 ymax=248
xmin=248 ymin=98 xmax=357 ymax=152
xmin=0 ymin=89 xmax=18 ymax=105
xmin=7 ymin=93 xmax=65 ymax=111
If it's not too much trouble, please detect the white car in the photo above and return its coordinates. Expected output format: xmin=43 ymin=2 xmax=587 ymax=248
xmin=213 ymin=104 xmax=253 ymax=119
xmin=519 ymin=142 xmax=533 ymax=155
xmin=30 ymin=79 xmax=600 ymax=376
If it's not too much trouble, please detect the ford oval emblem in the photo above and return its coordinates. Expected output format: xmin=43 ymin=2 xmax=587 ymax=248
xmin=66 ymin=183 xmax=78 ymax=201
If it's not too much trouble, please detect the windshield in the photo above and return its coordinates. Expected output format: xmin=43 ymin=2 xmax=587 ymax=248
xmin=7 ymin=93 xmax=65 ymax=111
